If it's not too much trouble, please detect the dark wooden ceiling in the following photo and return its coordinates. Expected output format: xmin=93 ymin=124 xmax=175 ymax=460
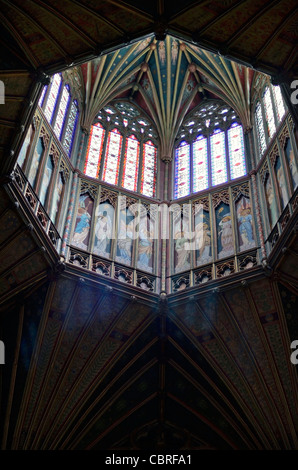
xmin=0 ymin=179 xmax=297 ymax=450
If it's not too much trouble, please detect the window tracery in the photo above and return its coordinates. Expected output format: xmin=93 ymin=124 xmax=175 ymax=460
xmin=38 ymin=73 xmax=79 ymax=158
xmin=84 ymin=102 xmax=158 ymax=197
xmin=254 ymin=84 xmax=286 ymax=160
xmin=174 ymin=101 xmax=246 ymax=199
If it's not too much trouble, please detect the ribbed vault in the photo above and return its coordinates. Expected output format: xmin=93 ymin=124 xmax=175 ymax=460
xmin=79 ymin=35 xmax=259 ymax=160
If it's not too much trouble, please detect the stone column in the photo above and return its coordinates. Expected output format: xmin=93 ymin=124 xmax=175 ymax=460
xmin=161 ymin=157 xmax=171 ymax=292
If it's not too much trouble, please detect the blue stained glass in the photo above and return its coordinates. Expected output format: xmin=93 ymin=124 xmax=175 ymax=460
xmin=103 ymin=128 xmax=123 ymax=185
xmin=228 ymin=123 xmax=246 ymax=179
xmin=175 ymin=141 xmax=190 ymax=199
xmin=193 ymin=135 xmax=208 ymax=192
xmin=210 ymin=129 xmax=227 ymax=186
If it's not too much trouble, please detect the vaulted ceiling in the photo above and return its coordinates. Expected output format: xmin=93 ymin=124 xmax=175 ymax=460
xmin=78 ymin=34 xmax=257 ymax=159
xmin=0 ymin=0 xmax=297 ymax=175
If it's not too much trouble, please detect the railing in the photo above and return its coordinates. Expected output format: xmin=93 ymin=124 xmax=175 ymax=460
xmin=66 ymin=245 xmax=161 ymax=293
xmin=168 ymin=248 xmax=259 ymax=293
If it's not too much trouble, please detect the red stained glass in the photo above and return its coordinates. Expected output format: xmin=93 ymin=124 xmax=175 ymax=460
xmin=122 ymin=134 xmax=140 ymax=192
xmin=141 ymin=140 xmax=157 ymax=197
xmin=103 ymin=128 xmax=123 ymax=186
xmin=84 ymin=123 xmax=105 ymax=178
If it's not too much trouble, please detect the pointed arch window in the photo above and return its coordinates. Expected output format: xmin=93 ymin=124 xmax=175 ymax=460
xmin=174 ymin=101 xmax=247 ymax=199
xmin=193 ymin=135 xmax=208 ymax=192
xmin=83 ymin=102 xmax=158 ymax=197
xmin=263 ymin=86 xmax=276 ymax=139
xmin=102 ymin=128 xmax=123 ymax=186
xmin=175 ymin=141 xmax=190 ymax=199
xmin=141 ymin=140 xmax=157 ymax=197
xmin=254 ymin=84 xmax=286 ymax=160
xmin=272 ymin=85 xmax=285 ymax=122
xmin=63 ymin=99 xmax=79 ymax=157
xmin=38 ymin=73 xmax=80 ymax=158
xmin=228 ymin=122 xmax=246 ymax=179
xmin=84 ymin=123 xmax=106 ymax=178
xmin=122 ymin=134 xmax=140 ymax=192
xmin=44 ymin=73 xmax=62 ymax=123
xmin=211 ymin=129 xmax=227 ymax=186
xmin=53 ymin=84 xmax=71 ymax=139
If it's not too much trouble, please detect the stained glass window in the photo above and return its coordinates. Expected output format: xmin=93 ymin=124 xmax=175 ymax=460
xmin=53 ymin=84 xmax=70 ymax=139
xmin=193 ymin=135 xmax=208 ymax=192
xmin=228 ymin=123 xmax=246 ymax=179
xmin=263 ymin=86 xmax=276 ymax=138
xmin=210 ymin=129 xmax=227 ymax=186
xmin=84 ymin=123 xmax=105 ymax=178
xmin=102 ymin=128 xmax=123 ymax=186
xmin=44 ymin=73 xmax=62 ymax=123
xmin=272 ymin=85 xmax=285 ymax=122
xmin=63 ymin=100 xmax=79 ymax=157
xmin=175 ymin=141 xmax=190 ymax=199
xmin=141 ymin=141 xmax=157 ymax=197
xmin=38 ymin=85 xmax=47 ymax=108
xmin=255 ymin=102 xmax=266 ymax=156
xmin=122 ymin=134 xmax=140 ymax=192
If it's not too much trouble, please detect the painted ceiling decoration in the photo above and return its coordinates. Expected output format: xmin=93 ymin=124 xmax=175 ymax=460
xmin=79 ymin=34 xmax=257 ymax=161
xmin=0 ymin=0 xmax=297 ymax=175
